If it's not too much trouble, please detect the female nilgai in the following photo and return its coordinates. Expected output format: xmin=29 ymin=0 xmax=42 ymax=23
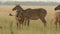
xmin=12 ymin=5 xmax=47 ymax=28
xmin=54 ymin=5 xmax=60 ymax=28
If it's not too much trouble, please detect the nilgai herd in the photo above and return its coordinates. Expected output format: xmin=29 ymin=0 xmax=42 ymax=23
xmin=9 ymin=4 xmax=60 ymax=29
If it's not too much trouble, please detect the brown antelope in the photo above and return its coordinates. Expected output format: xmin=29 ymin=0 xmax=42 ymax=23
xmin=54 ymin=5 xmax=60 ymax=28
xmin=11 ymin=5 xmax=47 ymax=28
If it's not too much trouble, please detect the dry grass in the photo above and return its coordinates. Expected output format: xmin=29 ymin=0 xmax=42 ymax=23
xmin=0 ymin=5 xmax=60 ymax=34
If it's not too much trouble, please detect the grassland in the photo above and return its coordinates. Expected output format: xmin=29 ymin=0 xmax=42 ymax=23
xmin=0 ymin=5 xmax=60 ymax=34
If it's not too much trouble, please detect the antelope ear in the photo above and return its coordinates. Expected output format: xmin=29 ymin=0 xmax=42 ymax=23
xmin=9 ymin=13 xmax=13 ymax=16
xmin=12 ymin=9 xmax=14 ymax=11
xmin=55 ymin=8 xmax=57 ymax=11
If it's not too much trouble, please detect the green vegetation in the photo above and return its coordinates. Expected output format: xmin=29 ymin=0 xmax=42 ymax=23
xmin=0 ymin=16 xmax=60 ymax=34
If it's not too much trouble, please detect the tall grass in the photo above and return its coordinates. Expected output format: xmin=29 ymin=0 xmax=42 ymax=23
xmin=0 ymin=17 xmax=60 ymax=34
xmin=10 ymin=21 xmax=13 ymax=34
